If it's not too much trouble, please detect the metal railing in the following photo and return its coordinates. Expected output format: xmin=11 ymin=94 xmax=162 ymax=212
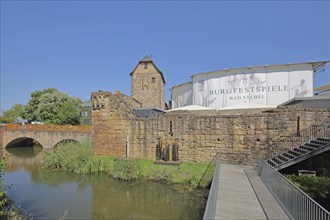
xmin=258 ymin=159 xmax=330 ymax=220
xmin=262 ymin=124 xmax=330 ymax=160
xmin=203 ymin=152 xmax=221 ymax=220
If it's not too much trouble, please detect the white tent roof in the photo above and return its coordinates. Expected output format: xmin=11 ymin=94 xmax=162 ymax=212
xmin=168 ymin=105 xmax=217 ymax=111
xmin=168 ymin=103 xmax=277 ymax=115
xmin=219 ymin=103 xmax=277 ymax=110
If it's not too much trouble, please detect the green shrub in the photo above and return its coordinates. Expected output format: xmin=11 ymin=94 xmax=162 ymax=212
xmin=111 ymin=159 xmax=143 ymax=181
xmin=0 ymin=157 xmax=9 ymax=215
xmin=42 ymin=141 xmax=113 ymax=174
xmin=41 ymin=142 xmax=215 ymax=189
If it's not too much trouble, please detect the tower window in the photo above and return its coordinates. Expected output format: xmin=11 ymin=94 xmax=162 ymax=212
xmin=144 ymin=63 xmax=148 ymax=69
xmin=152 ymin=77 xmax=156 ymax=83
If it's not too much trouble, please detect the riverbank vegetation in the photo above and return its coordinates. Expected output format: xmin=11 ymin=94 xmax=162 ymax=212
xmin=41 ymin=142 xmax=215 ymax=189
xmin=285 ymin=174 xmax=330 ymax=199
xmin=0 ymin=157 xmax=30 ymax=220
xmin=0 ymin=157 xmax=8 ymax=215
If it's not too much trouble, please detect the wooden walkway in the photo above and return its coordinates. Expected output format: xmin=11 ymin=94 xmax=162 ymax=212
xmin=215 ymin=163 xmax=289 ymax=220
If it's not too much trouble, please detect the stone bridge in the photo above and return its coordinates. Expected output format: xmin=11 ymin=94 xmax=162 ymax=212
xmin=0 ymin=124 xmax=92 ymax=149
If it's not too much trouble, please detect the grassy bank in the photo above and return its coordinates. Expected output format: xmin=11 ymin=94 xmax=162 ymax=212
xmin=41 ymin=142 xmax=215 ymax=189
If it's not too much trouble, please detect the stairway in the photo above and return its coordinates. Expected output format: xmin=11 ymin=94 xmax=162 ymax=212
xmin=267 ymin=137 xmax=330 ymax=170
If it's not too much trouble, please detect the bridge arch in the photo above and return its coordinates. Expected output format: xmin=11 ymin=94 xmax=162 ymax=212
xmin=1 ymin=124 xmax=92 ymax=150
xmin=5 ymin=136 xmax=45 ymax=149
xmin=54 ymin=139 xmax=81 ymax=148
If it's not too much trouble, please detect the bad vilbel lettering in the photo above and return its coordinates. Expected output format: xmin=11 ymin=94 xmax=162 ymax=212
xmin=209 ymin=85 xmax=289 ymax=96
xmin=230 ymin=94 xmax=265 ymax=100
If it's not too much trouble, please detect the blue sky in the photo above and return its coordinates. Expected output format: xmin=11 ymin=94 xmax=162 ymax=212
xmin=1 ymin=1 xmax=329 ymax=112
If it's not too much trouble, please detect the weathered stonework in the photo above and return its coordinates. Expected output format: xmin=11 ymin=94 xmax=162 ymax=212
xmin=130 ymin=56 xmax=165 ymax=110
xmin=92 ymin=91 xmax=141 ymax=157
xmin=92 ymin=91 xmax=330 ymax=165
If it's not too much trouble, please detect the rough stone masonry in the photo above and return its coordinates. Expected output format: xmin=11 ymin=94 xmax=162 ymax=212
xmin=91 ymin=91 xmax=330 ymax=165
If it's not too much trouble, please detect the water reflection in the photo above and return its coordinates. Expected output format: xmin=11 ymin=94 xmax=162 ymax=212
xmin=6 ymin=144 xmax=43 ymax=157
xmin=6 ymin=145 xmax=43 ymax=172
xmin=92 ymin=178 xmax=206 ymax=219
xmin=4 ymin=146 xmax=207 ymax=219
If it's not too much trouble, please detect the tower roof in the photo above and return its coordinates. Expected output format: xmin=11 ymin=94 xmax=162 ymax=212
xmin=140 ymin=55 xmax=152 ymax=62
xmin=130 ymin=55 xmax=166 ymax=84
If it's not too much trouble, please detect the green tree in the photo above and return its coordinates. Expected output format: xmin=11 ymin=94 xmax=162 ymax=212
xmin=24 ymin=88 xmax=57 ymax=122
xmin=25 ymin=88 xmax=83 ymax=125
xmin=0 ymin=104 xmax=25 ymax=123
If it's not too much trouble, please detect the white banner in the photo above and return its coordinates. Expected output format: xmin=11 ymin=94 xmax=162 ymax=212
xmin=188 ymin=64 xmax=314 ymax=109
xmin=289 ymin=66 xmax=313 ymax=99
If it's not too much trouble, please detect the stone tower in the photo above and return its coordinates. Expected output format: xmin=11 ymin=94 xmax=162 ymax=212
xmin=130 ymin=55 xmax=166 ymax=110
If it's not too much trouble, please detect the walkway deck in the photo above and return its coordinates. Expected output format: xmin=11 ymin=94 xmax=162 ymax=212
xmin=215 ymin=163 xmax=289 ymax=220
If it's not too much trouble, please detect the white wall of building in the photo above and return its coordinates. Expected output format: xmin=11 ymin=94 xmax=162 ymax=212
xmin=171 ymin=82 xmax=192 ymax=108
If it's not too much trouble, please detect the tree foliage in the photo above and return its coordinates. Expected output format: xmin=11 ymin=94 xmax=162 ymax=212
xmin=286 ymin=175 xmax=330 ymax=198
xmin=0 ymin=104 xmax=25 ymax=123
xmin=25 ymin=88 xmax=83 ymax=125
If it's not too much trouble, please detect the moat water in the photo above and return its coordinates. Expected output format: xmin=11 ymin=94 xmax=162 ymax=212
xmin=3 ymin=146 xmax=208 ymax=219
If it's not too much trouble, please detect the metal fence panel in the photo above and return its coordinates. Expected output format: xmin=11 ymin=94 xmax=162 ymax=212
xmin=258 ymin=159 xmax=330 ymax=220
xmin=203 ymin=153 xmax=220 ymax=220
xmin=262 ymin=124 xmax=330 ymax=160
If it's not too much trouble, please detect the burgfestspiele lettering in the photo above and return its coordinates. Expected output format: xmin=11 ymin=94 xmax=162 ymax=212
xmin=209 ymin=85 xmax=289 ymax=96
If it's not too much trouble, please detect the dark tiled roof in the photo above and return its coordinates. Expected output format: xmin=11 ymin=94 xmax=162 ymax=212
xmin=141 ymin=55 xmax=152 ymax=62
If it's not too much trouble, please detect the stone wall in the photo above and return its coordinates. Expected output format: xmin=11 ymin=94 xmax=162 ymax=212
xmin=0 ymin=124 xmax=5 ymax=156
xmin=91 ymin=91 xmax=141 ymax=157
xmin=92 ymin=91 xmax=330 ymax=165
xmin=0 ymin=125 xmax=4 ymax=147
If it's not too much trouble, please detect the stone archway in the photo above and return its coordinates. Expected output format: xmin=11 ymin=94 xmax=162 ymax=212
xmin=5 ymin=137 xmax=44 ymax=148
xmin=1 ymin=125 xmax=92 ymax=150
xmin=54 ymin=139 xmax=80 ymax=148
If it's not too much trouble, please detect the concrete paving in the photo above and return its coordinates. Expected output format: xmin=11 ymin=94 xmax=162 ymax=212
xmin=245 ymin=168 xmax=290 ymax=220
xmin=215 ymin=163 xmax=289 ymax=220
xmin=215 ymin=163 xmax=267 ymax=220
